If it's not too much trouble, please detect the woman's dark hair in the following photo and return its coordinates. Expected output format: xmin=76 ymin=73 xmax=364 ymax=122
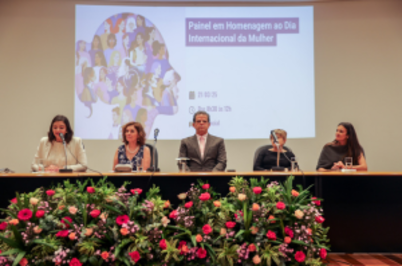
xmin=48 ymin=115 xmax=74 ymax=144
xmin=91 ymin=35 xmax=104 ymax=51
xmin=122 ymin=121 xmax=146 ymax=145
xmin=152 ymin=41 xmax=165 ymax=57
xmin=107 ymin=33 xmax=117 ymax=48
xmin=331 ymin=122 xmax=363 ymax=164
xmin=95 ymin=51 xmax=107 ymax=67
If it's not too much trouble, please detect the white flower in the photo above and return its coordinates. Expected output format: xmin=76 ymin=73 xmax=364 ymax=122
xmin=238 ymin=193 xmax=247 ymax=201
xmin=30 ymin=197 xmax=39 ymax=206
xmin=295 ymin=209 xmax=304 ymax=219
xmin=161 ymin=216 xmax=170 ymax=227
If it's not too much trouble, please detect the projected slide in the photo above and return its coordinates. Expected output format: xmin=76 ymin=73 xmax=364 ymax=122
xmin=75 ymin=5 xmax=314 ymax=140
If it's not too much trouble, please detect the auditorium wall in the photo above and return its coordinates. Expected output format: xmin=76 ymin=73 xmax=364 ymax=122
xmin=0 ymin=0 xmax=401 ymax=173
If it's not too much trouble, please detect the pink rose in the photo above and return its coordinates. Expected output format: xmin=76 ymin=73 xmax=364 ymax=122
xmin=35 ymin=210 xmax=45 ymax=218
xmin=10 ymin=198 xmax=17 ymax=204
xmin=197 ymin=247 xmax=207 ymax=259
xmin=116 ymin=215 xmax=129 ymax=225
xmin=61 ymin=217 xmax=73 ymax=228
xmin=86 ymin=187 xmax=95 ymax=193
xmin=202 ymin=224 xmax=212 ymax=235
xmin=319 ymin=248 xmax=327 ymax=259
xmin=159 ymin=239 xmax=167 ymax=250
xmin=201 ymin=184 xmax=210 ymax=190
xmin=19 ymin=258 xmax=28 ymax=266
xmin=253 ymin=186 xmax=262 ymax=194
xmin=129 ymin=251 xmax=140 ymax=263
xmin=295 ymin=251 xmax=306 ymax=262
xmin=276 ymin=202 xmax=286 ymax=210
xmin=69 ymin=258 xmax=82 ymax=266
xmin=0 ymin=222 xmax=8 ymax=231
xmin=131 ymin=188 xmax=143 ymax=195
xmin=17 ymin=209 xmax=32 ymax=221
xmin=199 ymin=192 xmax=211 ymax=201
xmin=315 ymin=216 xmax=325 ymax=224
xmin=312 ymin=197 xmax=321 ymax=206
xmin=169 ymin=210 xmax=178 ymax=219
xmin=225 ymin=221 xmax=236 ymax=229
xmin=46 ymin=190 xmax=55 ymax=196
xmin=90 ymin=209 xmax=101 ymax=218
xmin=56 ymin=230 xmax=69 ymax=238
xmin=266 ymin=230 xmax=276 ymax=240
xmin=184 ymin=201 xmax=193 ymax=209
xmin=284 ymin=226 xmax=294 ymax=238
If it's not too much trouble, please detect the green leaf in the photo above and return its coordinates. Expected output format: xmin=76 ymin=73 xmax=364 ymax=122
xmin=0 ymin=248 xmax=20 ymax=256
xmin=12 ymin=251 xmax=26 ymax=266
xmin=100 ymin=204 xmax=124 ymax=215
xmin=89 ymin=256 xmax=98 ymax=266
xmin=291 ymin=240 xmax=310 ymax=246
xmin=0 ymin=235 xmax=22 ymax=249
xmin=235 ymin=229 xmax=245 ymax=239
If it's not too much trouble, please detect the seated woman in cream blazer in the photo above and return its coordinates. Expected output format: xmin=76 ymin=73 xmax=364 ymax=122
xmin=31 ymin=115 xmax=87 ymax=172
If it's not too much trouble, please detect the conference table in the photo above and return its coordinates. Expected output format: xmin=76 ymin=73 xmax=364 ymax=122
xmin=1 ymin=171 xmax=401 ymax=253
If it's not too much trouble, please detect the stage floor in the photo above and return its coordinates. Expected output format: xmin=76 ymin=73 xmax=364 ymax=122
xmin=327 ymin=254 xmax=402 ymax=265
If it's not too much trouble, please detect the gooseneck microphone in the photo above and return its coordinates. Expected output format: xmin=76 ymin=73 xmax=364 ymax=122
xmin=154 ymin=128 xmax=160 ymax=141
xmin=59 ymin=133 xmax=73 ymax=173
xmin=271 ymin=130 xmax=279 ymax=144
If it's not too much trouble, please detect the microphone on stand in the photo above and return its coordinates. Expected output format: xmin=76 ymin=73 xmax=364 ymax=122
xmin=271 ymin=130 xmax=285 ymax=171
xmin=147 ymin=128 xmax=160 ymax=172
xmin=59 ymin=133 xmax=73 ymax=173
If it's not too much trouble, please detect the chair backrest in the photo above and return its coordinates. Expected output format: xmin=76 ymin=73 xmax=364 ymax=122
xmin=145 ymin=143 xmax=158 ymax=168
xmin=253 ymin=145 xmax=293 ymax=167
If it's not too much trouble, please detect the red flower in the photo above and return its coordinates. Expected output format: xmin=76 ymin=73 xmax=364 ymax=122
xmin=253 ymin=186 xmax=262 ymax=194
xmin=295 ymin=251 xmax=306 ymax=262
xmin=320 ymin=248 xmax=327 ymax=259
xmin=184 ymin=201 xmax=193 ymax=209
xmin=248 ymin=243 xmax=256 ymax=252
xmin=11 ymin=198 xmax=17 ymax=204
xmin=131 ymin=188 xmax=142 ymax=195
xmin=159 ymin=239 xmax=167 ymax=250
xmin=197 ymin=247 xmax=207 ymax=259
xmin=315 ymin=216 xmax=325 ymax=224
xmin=202 ymin=184 xmax=210 ymax=190
xmin=169 ymin=210 xmax=178 ymax=219
xmin=266 ymin=230 xmax=276 ymax=240
xmin=225 ymin=221 xmax=236 ymax=229
xmin=202 ymin=224 xmax=212 ymax=235
xmin=56 ymin=230 xmax=69 ymax=238
xmin=199 ymin=192 xmax=211 ymax=201
xmin=61 ymin=217 xmax=73 ymax=228
xmin=178 ymin=240 xmax=186 ymax=249
xmin=70 ymin=258 xmax=82 ymax=266
xmin=90 ymin=209 xmax=101 ymax=218
xmin=312 ymin=197 xmax=321 ymax=206
xmin=17 ymin=209 xmax=32 ymax=221
xmin=0 ymin=222 xmax=7 ymax=230
xmin=116 ymin=215 xmax=130 ymax=225
xmin=19 ymin=258 xmax=28 ymax=266
xmin=129 ymin=251 xmax=140 ymax=263
xmin=86 ymin=187 xmax=95 ymax=193
xmin=276 ymin=202 xmax=286 ymax=210
xmin=36 ymin=210 xmax=45 ymax=218
xmin=284 ymin=226 xmax=294 ymax=238
xmin=46 ymin=190 xmax=55 ymax=196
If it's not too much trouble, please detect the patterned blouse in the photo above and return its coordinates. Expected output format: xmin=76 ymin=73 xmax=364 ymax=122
xmin=117 ymin=145 xmax=144 ymax=170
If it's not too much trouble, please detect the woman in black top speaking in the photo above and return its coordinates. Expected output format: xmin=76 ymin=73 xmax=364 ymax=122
xmin=316 ymin=122 xmax=367 ymax=171
xmin=254 ymin=129 xmax=296 ymax=171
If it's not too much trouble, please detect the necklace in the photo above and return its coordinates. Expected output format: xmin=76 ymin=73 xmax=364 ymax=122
xmin=126 ymin=145 xmax=139 ymax=154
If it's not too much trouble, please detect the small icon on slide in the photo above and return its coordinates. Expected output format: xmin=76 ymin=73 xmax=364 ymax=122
xmin=189 ymin=106 xmax=195 ymax=114
xmin=189 ymin=91 xmax=195 ymax=99
xmin=189 ymin=122 xmax=193 ymax=127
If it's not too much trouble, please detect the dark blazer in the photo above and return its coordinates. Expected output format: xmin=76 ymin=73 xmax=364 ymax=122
xmin=178 ymin=134 xmax=227 ymax=172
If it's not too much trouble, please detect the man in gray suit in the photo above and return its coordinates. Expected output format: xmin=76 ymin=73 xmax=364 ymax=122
xmin=178 ymin=111 xmax=227 ymax=172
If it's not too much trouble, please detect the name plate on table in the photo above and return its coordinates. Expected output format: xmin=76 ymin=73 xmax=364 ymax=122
xmin=341 ymin=169 xmax=357 ymax=172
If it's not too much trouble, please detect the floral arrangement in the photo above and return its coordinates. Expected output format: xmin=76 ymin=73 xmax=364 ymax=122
xmin=0 ymin=176 xmax=329 ymax=266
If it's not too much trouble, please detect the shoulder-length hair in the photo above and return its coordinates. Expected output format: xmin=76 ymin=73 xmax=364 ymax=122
xmin=48 ymin=115 xmax=74 ymax=144
xmin=329 ymin=122 xmax=363 ymax=164
xmin=121 ymin=121 xmax=146 ymax=146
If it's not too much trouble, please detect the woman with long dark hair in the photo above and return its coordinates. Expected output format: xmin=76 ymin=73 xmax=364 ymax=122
xmin=316 ymin=122 xmax=367 ymax=171
xmin=31 ymin=115 xmax=87 ymax=172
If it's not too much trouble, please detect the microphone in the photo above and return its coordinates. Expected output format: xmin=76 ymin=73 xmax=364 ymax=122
xmin=59 ymin=133 xmax=66 ymax=144
xmin=59 ymin=133 xmax=72 ymax=173
xmin=271 ymin=130 xmax=279 ymax=144
xmin=154 ymin=128 xmax=160 ymax=140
